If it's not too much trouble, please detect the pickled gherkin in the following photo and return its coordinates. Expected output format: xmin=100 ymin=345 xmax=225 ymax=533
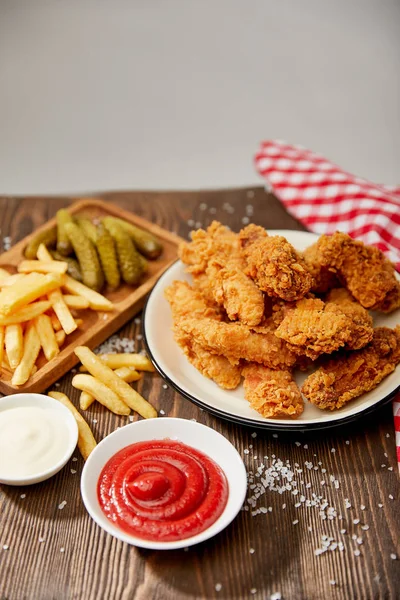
xmin=102 ymin=216 xmax=162 ymax=259
xmin=56 ymin=209 xmax=74 ymax=256
xmin=103 ymin=217 xmax=144 ymax=285
xmin=50 ymin=250 xmax=83 ymax=282
xmin=75 ymin=217 xmax=97 ymax=245
xmin=24 ymin=226 xmax=57 ymax=259
xmin=64 ymin=222 xmax=104 ymax=291
xmin=95 ymin=223 xmax=120 ymax=289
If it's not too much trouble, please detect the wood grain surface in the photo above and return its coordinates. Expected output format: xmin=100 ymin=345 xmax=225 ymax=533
xmin=0 ymin=189 xmax=399 ymax=600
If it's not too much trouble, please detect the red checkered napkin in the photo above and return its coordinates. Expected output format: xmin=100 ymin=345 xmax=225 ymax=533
xmin=255 ymin=140 xmax=400 ymax=473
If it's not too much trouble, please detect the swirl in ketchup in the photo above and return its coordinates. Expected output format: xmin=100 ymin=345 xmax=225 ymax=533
xmin=97 ymin=439 xmax=229 ymax=542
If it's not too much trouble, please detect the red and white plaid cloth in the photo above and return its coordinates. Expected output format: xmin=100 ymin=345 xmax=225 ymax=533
xmin=255 ymin=140 xmax=400 ymax=473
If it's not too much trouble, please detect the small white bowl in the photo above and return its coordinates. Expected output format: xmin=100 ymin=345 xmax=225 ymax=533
xmin=0 ymin=393 xmax=78 ymax=486
xmin=81 ymin=417 xmax=247 ymax=550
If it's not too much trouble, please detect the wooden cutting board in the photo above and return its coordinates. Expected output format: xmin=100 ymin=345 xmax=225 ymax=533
xmin=0 ymin=198 xmax=182 ymax=395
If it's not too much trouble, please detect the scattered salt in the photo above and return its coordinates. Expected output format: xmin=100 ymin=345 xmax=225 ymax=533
xmin=270 ymin=594 xmax=282 ymax=600
xmin=378 ymin=503 xmax=383 ymax=508
xmin=70 ymin=469 xmax=77 ymax=474
xmin=361 ymin=525 xmax=369 ymax=531
xmin=303 ymin=444 xmax=308 ymax=449
xmin=389 ymin=494 xmax=394 ymax=500
xmin=215 ymin=583 xmax=222 ymax=592
xmin=129 ymin=415 xmax=134 ymax=422
xmin=354 ymin=550 xmax=361 ymax=557
xmin=390 ymin=553 xmax=397 ymax=560
xmin=247 ymin=190 xmax=255 ymax=199
xmin=92 ymin=419 xmax=97 ymax=424
xmin=345 ymin=440 xmax=350 ymax=445
xmin=199 ymin=203 xmax=207 ymax=210
xmin=360 ymin=505 xmax=366 ymax=510
xmin=242 ymin=217 xmax=250 ymax=225
xmin=250 ymin=589 xmax=257 ymax=595
xmin=159 ymin=410 xmax=165 ymax=415
xmin=272 ymin=434 xmax=278 ymax=439
xmin=209 ymin=207 xmax=217 ymax=214
xmin=251 ymin=432 xmax=257 ymax=438
xmin=60 ymin=547 xmax=65 ymax=553
xmin=3 ymin=545 xmax=9 ymax=550
xmin=329 ymin=580 xmax=336 ymax=586
xmin=292 ymin=519 xmax=299 ymax=525
xmin=249 ymin=547 xmax=255 ymax=554
xmin=58 ymin=501 xmax=67 ymax=510
xmin=20 ymin=494 xmax=26 ymax=499
xmin=331 ymin=448 xmax=336 ymax=453
xmin=38 ymin=537 xmax=45 ymax=543
xmin=162 ymin=384 xmax=168 ymax=390
xmin=353 ymin=519 xmax=360 ymax=525
xmin=96 ymin=335 xmax=136 ymax=354
xmin=72 ymin=457 xmax=78 ymax=462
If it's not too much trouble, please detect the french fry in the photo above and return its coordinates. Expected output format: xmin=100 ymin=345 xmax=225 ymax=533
xmin=80 ymin=391 xmax=95 ymax=410
xmin=72 ymin=373 xmax=130 ymax=416
xmin=0 ymin=274 xmax=25 ymax=287
xmin=36 ymin=243 xmax=53 ymax=262
xmin=48 ymin=391 xmax=97 ymax=460
xmin=63 ymin=295 xmax=90 ymax=310
xmin=0 ymin=268 xmax=11 ymax=282
xmin=5 ymin=324 xmax=23 ymax=369
xmin=74 ymin=346 xmax=157 ymax=419
xmin=18 ymin=260 xmax=68 ymax=275
xmin=34 ymin=314 xmax=59 ymax=361
xmin=0 ymin=325 xmax=5 ymax=368
xmin=79 ymin=366 xmax=142 ymax=410
xmin=114 ymin=366 xmax=142 ymax=383
xmin=55 ymin=329 xmax=66 ymax=347
xmin=79 ymin=353 xmax=154 ymax=372
xmin=31 ymin=365 xmax=38 ymax=376
xmin=0 ymin=301 xmax=51 ymax=326
xmin=48 ymin=289 xmax=77 ymax=335
xmin=11 ymin=323 xmax=41 ymax=385
xmin=0 ymin=272 xmax=64 ymax=315
xmin=63 ymin=275 xmax=114 ymax=312
xmin=50 ymin=312 xmax=62 ymax=331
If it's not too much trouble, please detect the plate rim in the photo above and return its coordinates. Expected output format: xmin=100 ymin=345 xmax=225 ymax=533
xmin=143 ymin=232 xmax=400 ymax=431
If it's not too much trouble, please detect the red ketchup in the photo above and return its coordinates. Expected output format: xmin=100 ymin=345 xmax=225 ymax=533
xmin=98 ymin=440 xmax=229 ymax=542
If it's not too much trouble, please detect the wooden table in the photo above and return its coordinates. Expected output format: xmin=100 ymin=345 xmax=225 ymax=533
xmin=0 ymin=189 xmax=399 ymax=600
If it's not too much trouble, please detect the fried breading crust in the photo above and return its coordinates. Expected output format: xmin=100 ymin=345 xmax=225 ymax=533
xmin=242 ymin=364 xmax=304 ymax=419
xmin=239 ymin=224 xmax=314 ymax=301
xmin=179 ymin=221 xmax=265 ymax=326
xmin=302 ymin=241 xmax=339 ymax=294
xmin=316 ymin=232 xmax=399 ymax=310
xmin=179 ymin=316 xmax=298 ymax=369
xmin=326 ymin=288 xmax=373 ymax=350
xmin=301 ymin=326 xmax=400 ymax=410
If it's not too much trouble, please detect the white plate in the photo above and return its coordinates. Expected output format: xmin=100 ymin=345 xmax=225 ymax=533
xmin=80 ymin=418 xmax=247 ymax=549
xmin=143 ymin=230 xmax=400 ymax=430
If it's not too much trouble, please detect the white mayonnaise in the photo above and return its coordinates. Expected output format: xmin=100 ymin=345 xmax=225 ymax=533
xmin=0 ymin=406 xmax=71 ymax=478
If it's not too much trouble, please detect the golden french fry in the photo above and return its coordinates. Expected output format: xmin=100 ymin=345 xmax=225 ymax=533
xmin=0 ymin=272 xmax=64 ymax=315
xmin=31 ymin=364 xmax=38 ymax=376
xmin=0 ymin=268 xmax=11 ymax=282
xmin=80 ymin=353 xmax=154 ymax=372
xmin=55 ymin=329 xmax=66 ymax=347
xmin=63 ymin=275 xmax=113 ymax=312
xmin=11 ymin=323 xmax=41 ymax=385
xmin=79 ymin=366 xmax=142 ymax=409
xmin=50 ymin=312 xmax=62 ymax=331
xmin=0 ymin=274 xmax=25 ymax=288
xmin=74 ymin=346 xmax=157 ymax=419
xmin=36 ymin=243 xmax=53 ymax=262
xmin=48 ymin=289 xmax=77 ymax=335
xmin=63 ymin=295 xmax=90 ymax=310
xmin=5 ymin=324 xmax=23 ymax=369
xmin=79 ymin=390 xmax=95 ymax=410
xmin=18 ymin=260 xmax=68 ymax=275
xmin=34 ymin=314 xmax=59 ymax=361
xmin=0 ymin=301 xmax=51 ymax=326
xmin=48 ymin=391 xmax=97 ymax=460
xmin=0 ymin=325 xmax=5 ymax=368
xmin=72 ymin=373 xmax=130 ymax=416
xmin=113 ymin=366 xmax=142 ymax=383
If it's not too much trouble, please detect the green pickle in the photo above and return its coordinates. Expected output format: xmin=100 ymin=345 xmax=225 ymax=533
xmin=103 ymin=217 xmax=144 ymax=285
xmin=95 ymin=223 xmax=120 ymax=289
xmin=75 ymin=217 xmax=97 ymax=245
xmin=50 ymin=250 xmax=83 ymax=282
xmin=56 ymin=209 xmax=74 ymax=256
xmin=103 ymin=216 xmax=163 ymax=259
xmin=24 ymin=226 xmax=57 ymax=259
xmin=64 ymin=222 xmax=104 ymax=291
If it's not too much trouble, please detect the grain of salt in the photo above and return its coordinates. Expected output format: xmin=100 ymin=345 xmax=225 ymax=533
xmin=390 ymin=554 xmax=397 ymax=560
xmin=58 ymin=501 xmax=67 ymax=510
xmin=270 ymin=594 xmax=282 ymax=600
xmin=20 ymin=494 xmax=26 ymax=499
xmin=215 ymin=583 xmax=222 ymax=592
xmin=3 ymin=545 xmax=9 ymax=550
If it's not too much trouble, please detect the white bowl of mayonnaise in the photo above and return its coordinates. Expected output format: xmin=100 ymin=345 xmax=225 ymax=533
xmin=0 ymin=393 xmax=78 ymax=486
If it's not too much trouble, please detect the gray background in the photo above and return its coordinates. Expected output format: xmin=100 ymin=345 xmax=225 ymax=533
xmin=0 ymin=0 xmax=399 ymax=194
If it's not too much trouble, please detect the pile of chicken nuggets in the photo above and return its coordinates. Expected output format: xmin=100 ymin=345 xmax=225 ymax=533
xmin=165 ymin=222 xmax=400 ymax=419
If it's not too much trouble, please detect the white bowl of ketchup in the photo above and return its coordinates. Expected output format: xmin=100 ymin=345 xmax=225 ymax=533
xmin=81 ymin=417 xmax=247 ymax=550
